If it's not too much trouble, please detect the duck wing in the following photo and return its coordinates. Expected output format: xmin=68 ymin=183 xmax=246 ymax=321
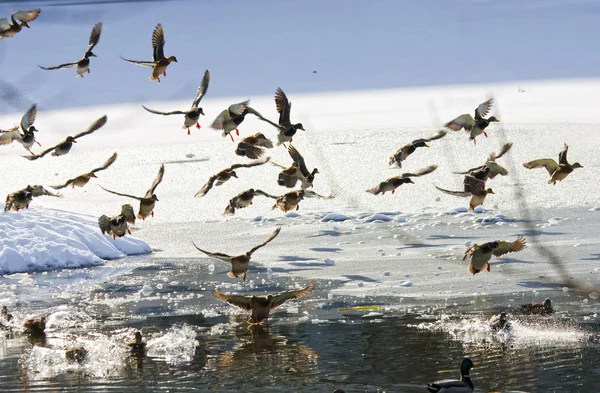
xmin=247 ymin=227 xmax=281 ymax=256
xmin=144 ymin=164 xmax=165 ymax=197
xmin=194 ymin=174 xmax=218 ymax=198
xmin=445 ymin=114 xmax=475 ymax=132
xmin=12 ymin=9 xmax=41 ymax=24
xmin=28 ymin=185 xmax=62 ymax=198
xmin=212 ymin=289 xmax=252 ymax=311
xmin=39 ymin=62 xmax=77 ymax=70
xmin=0 ymin=18 xmax=11 ymax=33
xmin=120 ymin=56 xmax=156 ymax=67
xmin=22 ymin=141 xmax=64 ymax=160
xmin=558 ymin=143 xmax=569 ymax=165
xmin=20 ymin=104 xmax=36 ymax=131
xmin=0 ymin=127 xmax=22 ymax=145
xmin=490 ymin=142 xmax=513 ymax=161
xmin=73 ymin=115 xmax=108 ymax=140
xmin=288 ymin=145 xmax=310 ymax=177
xmin=152 ymin=24 xmax=165 ymax=61
xmin=90 ymin=152 xmax=118 ymax=174
xmin=474 ymin=98 xmax=493 ymax=119
xmin=422 ymin=129 xmax=447 ymax=142
xmin=255 ymin=189 xmax=279 ymax=199
xmin=99 ymin=186 xmax=143 ymax=201
xmin=453 ymin=164 xmax=485 ymax=175
xmin=275 ymin=88 xmax=291 ymax=126
xmin=192 ymin=243 xmax=233 ymax=262
xmin=523 ymin=158 xmax=559 ymax=175
xmin=492 ymin=236 xmax=526 ymax=257
xmin=229 ymin=156 xmax=271 ymax=170
xmin=210 ymin=101 xmax=250 ymax=129
xmin=304 ymin=190 xmax=337 ymax=199
xmin=435 ymin=186 xmax=471 ymax=197
xmin=142 ymin=106 xmax=185 ymax=116
xmin=86 ymin=22 xmax=102 ymax=53
xmin=402 ymin=165 xmax=438 ymax=178
xmin=462 ymin=244 xmax=479 ymax=261
xmin=271 ymin=282 xmax=314 ymax=309
xmin=191 ymin=70 xmax=210 ymax=108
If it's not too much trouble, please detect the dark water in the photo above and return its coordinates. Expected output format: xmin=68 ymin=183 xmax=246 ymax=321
xmin=1 ymin=256 xmax=599 ymax=392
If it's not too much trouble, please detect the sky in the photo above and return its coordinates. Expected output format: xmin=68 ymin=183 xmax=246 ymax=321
xmin=0 ymin=0 xmax=599 ymax=112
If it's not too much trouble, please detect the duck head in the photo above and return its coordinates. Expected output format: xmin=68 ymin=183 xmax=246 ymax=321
xmin=199 ymin=107 xmax=205 ymax=116
xmin=89 ymin=173 xmax=98 ymax=178
xmin=460 ymin=358 xmax=474 ymax=376
xmin=413 ymin=140 xmax=429 ymax=148
xmin=487 ymin=241 xmax=500 ymax=249
xmin=66 ymin=136 xmax=77 ymax=144
xmin=488 ymin=116 xmax=500 ymax=123
xmin=543 ymin=298 xmax=552 ymax=307
xmin=150 ymin=194 xmax=159 ymax=202
xmin=230 ymin=171 xmax=238 ymax=179
xmin=572 ymin=162 xmax=583 ymax=169
xmin=85 ymin=50 xmax=97 ymax=58
xmin=294 ymin=123 xmax=305 ymax=131
xmin=167 ymin=56 xmax=178 ymax=63
xmin=485 ymin=188 xmax=495 ymax=194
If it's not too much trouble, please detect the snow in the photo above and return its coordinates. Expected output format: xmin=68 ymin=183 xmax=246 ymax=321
xmin=0 ymin=208 xmax=150 ymax=275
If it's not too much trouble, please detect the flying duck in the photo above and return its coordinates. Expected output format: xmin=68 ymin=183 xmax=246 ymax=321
xmin=454 ymin=142 xmax=513 ymax=179
xmin=194 ymin=157 xmax=270 ymax=197
xmin=273 ymin=145 xmax=319 ymax=189
xmin=51 ymin=152 xmax=117 ymax=189
xmin=254 ymin=88 xmax=305 ymax=147
xmin=463 ymin=236 xmax=526 ymax=275
xmin=389 ymin=130 xmax=447 ymax=168
xmin=98 ymin=204 xmax=137 ymax=239
xmin=367 ymin=165 xmax=438 ymax=195
xmin=0 ymin=104 xmax=41 ymax=154
xmin=223 ymin=188 xmax=278 ymax=216
xmin=272 ymin=190 xmax=336 ymax=212
xmin=523 ymin=143 xmax=583 ymax=184
xmin=445 ymin=99 xmax=499 ymax=144
xmin=0 ymin=9 xmax=40 ymax=40
xmin=235 ymin=133 xmax=274 ymax=159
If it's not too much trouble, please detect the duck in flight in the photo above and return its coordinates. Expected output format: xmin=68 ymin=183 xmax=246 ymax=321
xmin=0 ymin=104 xmax=41 ymax=154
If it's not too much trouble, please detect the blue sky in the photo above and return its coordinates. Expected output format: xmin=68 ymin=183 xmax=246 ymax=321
xmin=1 ymin=0 xmax=599 ymax=111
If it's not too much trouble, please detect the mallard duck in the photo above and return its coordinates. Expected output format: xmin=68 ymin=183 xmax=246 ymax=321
xmin=255 ymin=88 xmax=305 ymax=147
xmin=523 ymin=143 xmax=583 ymax=184
xmin=426 ymin=358 xmax=474 ymax=393
xmin=4 ymin=185 xmax=62 ymax=212
xmin=436 ymin=170 xmax=495 ymax=211
xmin=235 ymin=133 xmax=274 ymax=159
xmin=142 ymin=70 xmax=210 ymax=134
xmin=0 ymin=9 xmax=40 ymax=40
xmin=445 ymin=99 xmax=499 ymax=144
xmin=0 ymin=305 xmax=13 ymax=322
xmin=127 ymin=331 xmax=147 ymax=356
xmin=39 ymin=23 xmax=102 ymax=78
xmin=212 ymin=282 xmax=313 ymax=325
xmin=23 ymin=115 xmax=107 ymax=160
xmin=389 ymin=130 xmax=447 ymax=168
xmin=50 ymin=152 xmax=117 ymax=189
xmin=488 ymin=312 xmax=510 ymax=331
xmin=520 ymin=298 xmax=554 ymax=315
xmin=0 ymin=104 xmax=41 ymax=154
xmin=273 ymin=145 xmax=319 ymax=189
xmin=193 ymin=227 xmax=281 ymax=281
xmin=463 ymin=236 xmax=526 ymax=275
xmin=65 ymin=346 xmax=87 ymax=364
xmin=367 ymin=165 xmax=438 ymax=195
xmin=98 ymin=204 xmax=136 ymax=238
xmin=121 ymin=24 xmax=177 ymax=83
xmin=23 ymin=316 xmax=45 ymax=336
xmin=194 ymin=157 xmax=270 ymax=197
xmin=272 ymin=190 xmax=336 ymax=212
xmin=454 ymin=142 xmax=513 ymax=179
xmin=210 ymin=101 xmax=267 ymax=142
xmin=99 ymin=164 xmax=164 ymax=220
xmin=223 ymin=188 xmax=277 ymax=216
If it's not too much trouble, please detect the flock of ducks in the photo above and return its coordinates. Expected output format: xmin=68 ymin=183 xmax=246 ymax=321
xmin=0 ymin=10 xmax=582 ymax=392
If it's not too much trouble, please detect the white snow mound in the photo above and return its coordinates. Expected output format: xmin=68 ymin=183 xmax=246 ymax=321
xmin=0 ymin=208 xmax=151 ymax=275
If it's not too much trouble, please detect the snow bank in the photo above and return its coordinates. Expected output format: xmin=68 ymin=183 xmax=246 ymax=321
xmin=0 ymin=208 xmax=151 ymax=275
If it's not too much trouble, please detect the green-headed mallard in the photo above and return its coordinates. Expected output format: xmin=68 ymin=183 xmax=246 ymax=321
xmin=367 ymin=165 xmax=437 ymax=195
xmin=23 ymin=316 xmax=46 ymax=336
xmin=255 ymin=88 xmax=305 ymax=147
xmin=142 ymin=70 xmax=210 ymax=134
xmin=212 ymin=282 xmax=313 ymax=325
xmin=210 ymin=101 xmax=268 ymax=142
xmin=121 ymin=24 xmax=177 ymax=83
xmin=39 ymin=23 xmax=102 ymax=77
xmin=445 ymin=99 xmax=499 ymax=144
xmin=426 ymin=358 xmax=474 ymax=393
xmin=454 ymin=142 xmax=513 ymax=179
xmin=488 ymin=312 xmax=510 ymax=331
xmin=194 ymin=157 xmax=271 ymax=198
xmin=4 ymin=185 xmax=62 ymax=212
xmin=100 ymin=164 xmax=164 ymax=220
xmin=235 ymin=133 xmax=274 ymax=159
xmin=520 ymin=298 xmax=554 ymax=315
xmin=23 ymin=115 xmax=107 ymax=160
xmin=65 ymin=346 xmax=87 ymax=364
xmin=193 ymin=227 xmax=281 ymax=281
xmin=463 ymin=236 xmax=526 ymax=275
xmin=273 ymin=145 xmax=319 ymax=189
xmin=50 ymin=152 xmax=117 ymax=190
xmin=0 ymin=104 xmax=41 ymax=154
xmin=389 ymin=130 xmax=447 ymax=168
xmin=523 ymin=143 xmax=582 ymax=184
xmin=272 ymin=190 xmax=336 ymax=212
xmin=223 ymin=188 xmax=277 ymax=216
xmin=127 ymin=331 xmax=147 ymax=356
xmin=98 ymin=204 xmax=136 ymax=239
xmin=0 ymin=9 xmax=40 ymax=40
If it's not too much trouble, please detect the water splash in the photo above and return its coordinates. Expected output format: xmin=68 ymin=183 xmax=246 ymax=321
xmin=146 ymin=324 xmax=199 ymax=364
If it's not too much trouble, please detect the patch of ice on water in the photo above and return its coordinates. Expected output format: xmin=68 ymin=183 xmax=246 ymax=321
xmin=363 ymin=214 xmax=392 ymax=222
xmin=285 ymin=212 xmax=301 ymax=218
xmin=321 ymin=213 xmax=350 ymax=222
xmin=141 ymin=285 xmax=153 ymax=296
xmin=0 ymin=208 xmax=151 ymax=275
xmin=324 ymin=258 xmax=335 ymax=266
xmin=400 ymin=281 xmax=413 ymax=287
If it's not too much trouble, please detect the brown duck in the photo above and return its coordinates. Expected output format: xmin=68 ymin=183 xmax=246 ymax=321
xmin=51 ymin=152 xmax=117 ymax=189
xmin=223 ymin=188 xmax=278 ymax=216
xmin=523 ymin=143 xmax=583 ymax=184
xmin=235 ymin=133 xmax=274 ymax=159
xmin=272 ymin=190 xmax=336 ymax=212
xmin=367 ymin=165 xmax=438 ymax=195
xmin=0 ymin=9 xmax=40 ymax=40
xmin=194 ymin=157 xmax=270 ymax=197
xmin=121 ymin=24 xmax=177 ymax=83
